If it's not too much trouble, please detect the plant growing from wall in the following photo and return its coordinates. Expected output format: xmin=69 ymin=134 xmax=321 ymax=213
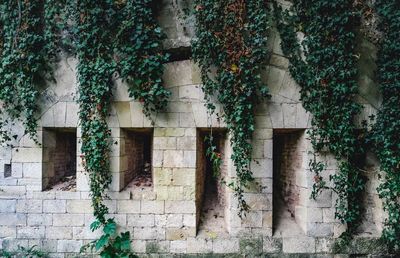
xmin=115 ymin=0 xmax=170 ymax=121
xmin=76 ymin=0 xmax=167 ymax=256
xmin=274 ymin=0 xmax=366 ymax=236
xmin=192 ymin=0 xmax=271 ymax=215
xmin=0 ymin=0 xmax=58 ymax=144
xmin=370 ymin=0 xmax=400 ymax=252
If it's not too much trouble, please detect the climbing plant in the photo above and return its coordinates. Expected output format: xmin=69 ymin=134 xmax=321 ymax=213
xmin=192 ymin=0 xmax=271 ymax=215
xmin=115 ymin=0 xmax=170 ymax=121
xmin=274 ymin=0 xmax=366 ymax=236
xmin=0 ymin=0 xmax=58 ymax=144
xmin=370 ymin=0 xmax=400 ymax=251
xmin=76 ymin=0 xmax=167 ymax=256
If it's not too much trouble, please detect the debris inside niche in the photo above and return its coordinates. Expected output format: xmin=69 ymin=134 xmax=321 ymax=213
xmin=46 ymin=175 xmax=76 ymax=191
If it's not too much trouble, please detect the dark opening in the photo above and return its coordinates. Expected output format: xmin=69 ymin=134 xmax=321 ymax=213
xmin=4 ymin=164 xmax=11 ymax=178
xmin=196 ymin=129 xmax=227 ymax=233
xmin=43 ymin=128 xmax=77 ymax=191
xmin=123 ymin=129 xmax=153 ymax=189
xmin=164 ymin=47 xmax=192 ymax=62
xmin=273 ymin=129 xmax=306 ymax=236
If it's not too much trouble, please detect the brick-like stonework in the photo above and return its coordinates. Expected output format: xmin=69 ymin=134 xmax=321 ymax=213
xmin=0 ymin=0 xmax=387 ymax=256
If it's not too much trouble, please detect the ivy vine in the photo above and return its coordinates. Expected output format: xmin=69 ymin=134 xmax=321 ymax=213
xmin=192 ymin=0 xmax=271 ymax=215
xmin=0 ymin=0 xmax=58 ymax=145
xmin=274 ymin=0 xmax=366 ymax=236
xmin=370 ymin=0 xmax=400 ymax=251
xmin=1 ymin=0 xmax=167 ymax=256
xmin=75 ymin=0 xmax=167 ymax=256
xmin=115 ymin=0 xmax=170 ymax=120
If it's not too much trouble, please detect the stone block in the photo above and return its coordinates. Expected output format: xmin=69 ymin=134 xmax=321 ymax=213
xmin=165 ymin=201 xmax=195 ymax=214
xmin=213 ymin=238 xmax=240 ymax=253
xmin=43 ymin=200 xmax=66 ymax=213
xmin=154 ymin=137 xmax=177 ymax=150
xmin=241 ymin=211 xmax=263 ymax=228
xmin=141 ymin=201 xmax=164 ymax=214
xmin=46 ymin=227 xmax=73 ymax=239
xmin=282 ymin=103 xmax=297 ymax=128
xmin=0 ymin=214 xmax=26 ymax=226
xmin=17 ymin=226 xmax=45 ymax=239
xmin=177 ymin=137 xmax=196 ymax=150
xmin=163 ymin=150 xmax=184 ymax=167
xmin=146 ymin=241 xmax=170 ymax=253
xmin=27 ymin=214 xmax=52 ymax=226
xmin=12 ymin=148 xmax=42 ymax=163
xmin=154 ymin=168 xmax=173 ymax=186
xmin=163 ymin=61 xmax=192 ymax=87
xmin=22 ymin=163 xmax=42 ymax=179
xmin=283 ymin=237 xmax=316 ymax=253
xmin=166 ymin=214 xmax=183 ymax=228
xmin=186 ymin=238 xmax=212 ymax=253
xmin=172 ymin=168 xmax=195 ymax=186
xmin=262 ymin=237 xmax=282 ymax=253
xmin=182 ymin=214 xmax=196 ymax=228
xmin=306 ymin=223 xmax=333 ymax=237
xmin=170 ymin=240 xmax=187 ymax=253
xmin=183 ymin=151 xmax=196 ymax=168
xmin=135 ymin=227 xmax=162 ymax=240
xmin=66 ymin=200 xmax=93 ymax=214
xmin=179 ymin=113 xmax=196 ymax=127
xmin=117 ymin=200 xmax=141 ymax=214
xmin=166 ymin=227 xmax=195 ymax=240
xmin=179 ymin=85 xmax=200 ymax=100
xmin=0 ymin=200 xmax=16 ymax=212
xmin=73 ymin=226 xmax=102 ymax=240
xmin=0 ymin=226 xmax=16 ymax=238
xmin=53 ymin=214 xmax=85 ymax=226
xmin=155 ymin=113 xmax=179 ymax=127
xmin=16 ymin=200 xmax=42 ymax=213
xmin=115 ymin=102 xmax=131 ymax=127
xmin=57 ymin=240 xmax=82 ymax=252
xmin=54 ymin=102 xmax=67 ymax=126
xmin=65 ymin=102 xmax=79 ymax=127
xmin=127 ymin=214 xmax=155 ymax=227
xmin=239 ymin=237 xmax=263 ymax=256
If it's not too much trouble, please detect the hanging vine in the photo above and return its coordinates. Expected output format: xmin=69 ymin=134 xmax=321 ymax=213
xmin=370 ymin=0 xmax=400 ymax=251
xmin=115 ymin=0 xmax=170 ymax=120
xmin=76 ymin=0 xmax=168 ymax=256
xmin=274 ymin=0 xmax=366 ymax=236
xmin=0 ymin=0 xmax=57 ymax=144
xmin=192 ymin=0 xmax=271 ymax=215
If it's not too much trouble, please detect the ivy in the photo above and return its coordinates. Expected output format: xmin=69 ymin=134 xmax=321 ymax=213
xmin=192 ymin=0 xmax=271 ymax=215
xmin=274 ymin=0 xmax=366 ymax=235
xmin=0 ymin=0 xmax=57 ymax=144
xmin=75 ymin=0 xmax=167 ymax=256
xmin=370 ymin=0 xmax=400 ymax=251
xmin=115 ymin=0 xmax=170 ymax=120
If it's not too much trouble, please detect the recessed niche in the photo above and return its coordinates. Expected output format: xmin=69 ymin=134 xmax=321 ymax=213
xmin=121 ymin=129 xmax=153 ymax=190
xmin=4 ymin=164 xmax=11 ymax=178
xmin=273 ymin=129 xmax=307 ymax=237
xmin=196 ymin=129 xmax=229 ymax=233
xmin=42 ymin=128 xmax=77 ymax=191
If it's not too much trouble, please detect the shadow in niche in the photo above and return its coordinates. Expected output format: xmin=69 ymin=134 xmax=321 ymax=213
xmin=196 ymin=129 xmax=228 ymax=235
xmin=122 ymin=129 xmax=153 ymax=191
xmin=273 ymin=129 xmax=307 ymax=237
xmin=43 ymin=128 xmax=77 ymax=191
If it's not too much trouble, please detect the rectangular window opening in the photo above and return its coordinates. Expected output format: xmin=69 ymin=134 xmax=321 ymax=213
xmin=273 ymin=129 xmax=307 ymax=236
xmin=43 ymin=128 xmax=77 ymax=191
xmin=4 ymin=164 xmax=11 ymax=178
xmin=122 ymin=129 xmax=153 ymax=190
xmin=196 ymin=128 xmax=228 ymax=234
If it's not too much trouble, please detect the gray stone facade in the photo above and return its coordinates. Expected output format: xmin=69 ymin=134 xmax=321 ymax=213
xmin=0 ymin=0 xmax=387 ymax=257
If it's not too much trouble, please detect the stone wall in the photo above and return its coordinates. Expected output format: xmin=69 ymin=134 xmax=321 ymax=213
xmin=0 ymin=1 xmax=388 ymax=256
